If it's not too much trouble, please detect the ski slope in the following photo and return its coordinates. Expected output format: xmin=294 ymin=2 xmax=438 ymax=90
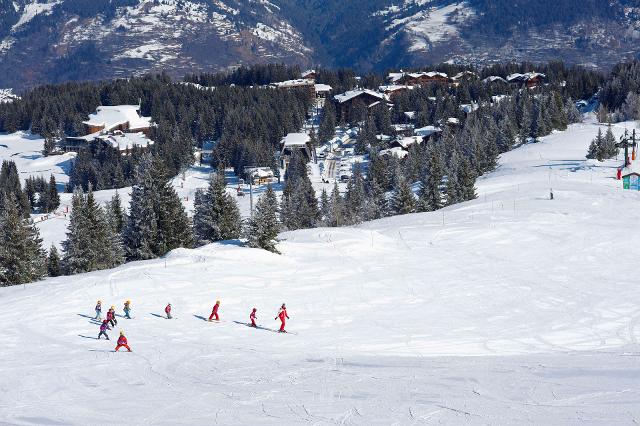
xmin=2 ymin=118 xmax=640 ymax=424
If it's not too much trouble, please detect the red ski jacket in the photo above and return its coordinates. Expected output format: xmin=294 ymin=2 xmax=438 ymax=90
xmin=117 ymin=336 xmax=128 ymax=345
xmin=250 ymin=311 xmax=257 ymax=320
xmin=212 ymin=304 xmax=219 ymax=314
xmin=165 ymin=305 xmax=171 ymax=314
xmin=278 ymin=309 xmax=289 ymax=320
xmin=106 ymin=311 xmax=114 ymax=320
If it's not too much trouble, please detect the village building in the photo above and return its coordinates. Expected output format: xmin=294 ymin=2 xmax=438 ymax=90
xmin=379 ymin=84 xmax=413 ymax=99
xmin=245 ymin=167 xmax=275 ymax=185
xmin=199 ymin=140 xmax=216 ymax=165
xmin=334 ymin=89 xmax=387 ymax=122
xmin=65 ymin=105 xmax=154 ymax=154
xmin=387 ymin=71 xmax=450 ymax=86
xmin=622 ymin=171 xmax=640 ymax=190
xmin=271 ymin=78 xmax=332 ymax=102
xmin=380 ymin=147 xmax=408 ymax=159
xmin=414 ymin=125 xmax=442 ymax=138
xmin=390 ymin=136 xmax=423 ymax=150
xmin=301 ymin=70 xmax=316 ymax=81
xmin=280 ymin=132 xmax=314 ymax=172
xmin=451 ymin=71 xmax=479 ymax=86
xmin=506 ymin=72 xmax=546 ymax=88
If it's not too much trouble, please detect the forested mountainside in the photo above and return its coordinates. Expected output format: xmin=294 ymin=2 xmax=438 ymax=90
xmin=0 ymin=0 xmax=639 ymax=89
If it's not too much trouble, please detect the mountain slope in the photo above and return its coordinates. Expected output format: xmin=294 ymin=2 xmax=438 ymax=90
xmin=1 ymin=0 xmax=639 ymax=88
xmin=2 ymin=117 xmax=640 ymax=423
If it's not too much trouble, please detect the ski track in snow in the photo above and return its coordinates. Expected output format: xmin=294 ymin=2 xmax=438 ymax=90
xmin=2 ymin=117 xmax=640 ymax=423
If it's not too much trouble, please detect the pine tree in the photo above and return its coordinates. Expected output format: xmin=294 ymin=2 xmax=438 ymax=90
xmin=327 ymin=182 xmax=345 ymax=227
xmin=586 ymin=128 xmax=603 ymax=159
xmin=457 ymin=158 xmax=477 ymax=201
xmin=47 ymin=175 xmax=60 ymax=212
xmin=600 ymin=124 xmax=619 ymax=160
xmin=62 ymin=188 xmax=90 ymax=274
xmin=319 ymin=188 xmax=330 ymax=225
xmin=108 ymin=193 xmax=125 ymax=234
xmin=419 ymin=151 xmax=444 ymax=211
xmin=344 ymin=163 xmax=367 ymax=224
xmin=392 ymin=177 xmax=416 ymax=215
xmin=0 ymin=195 xmax=46 ymax=286
xmin=123 ymin=155 xmax=158 ymax=261
xmin=0 ymin=160 xmax=30 ymax=217
xmin=246 ymin=185 xmax=280 ymax=253
xmin=47 ymin=245 xmax=61 ymax=277
xmin=193 ymin=172 xmax=241 ymax=245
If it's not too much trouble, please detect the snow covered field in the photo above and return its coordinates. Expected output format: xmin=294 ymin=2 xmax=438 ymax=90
xmin=2 ymin=118 xmax=640 ymax=424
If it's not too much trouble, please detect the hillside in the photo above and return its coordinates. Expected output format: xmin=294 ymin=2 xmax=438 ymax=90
xmin=1 ymin=0 xmax=640 ymax=89
xmin=2 ymin=117 xmax=640 ymax=423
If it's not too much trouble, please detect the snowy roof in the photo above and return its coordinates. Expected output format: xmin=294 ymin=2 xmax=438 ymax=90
xmin=394 ymin=136 xmax=423 ymax=149
xmin=301 ymin=70 xmax=316 ymax=78
xmin=483 ymin=76 xmax=507 ymax=84
xmin=246 ymin=167 xmax=274 ymax=179
xmin=392 ymin=124 xmax=414 ymax=132
xmin=414 ymin=126 xmax=442 ymax=137
xmin=83 ymin=105 xmax=151 ymax=131
xmin=447 ymin=117 xmax=460 ymax=125
xmin=380 ymin=147 xmax=408 ymax=159
xmin=379 ymin=85 xmax=413 ymax=93
xmin=271 ymin=79 xmax=314 ymax=89
xmin=0 ymin=88 xmax=20 ymax=104
xmin=460 ymin=103 xmax=479 ymax=113
xmin=387 ymin=71 xmax=449 ymax=83
xmin=314 ymin=84 xmax=332 ymax=93
xmin=281 ymin=132 xmax=310 ymax=147
xmin=506 ymin=72 xmax=546 ymax=83
xmin=404 ymin=111 xmax=417 ymax=120
xmin=334 ymin=89 xmax=386 ymax=104
xmin=95 ymin=132 xmax=154 ymax=152
xmin=452 ymin=71 xmax=478 ymax=81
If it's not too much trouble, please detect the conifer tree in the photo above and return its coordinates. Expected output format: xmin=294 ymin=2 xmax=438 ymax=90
xmin=0 ymin=160 xmax=30 ymax=217
xmin=600 ymin=124 xmax=618 ymax=160
xmin=246 ymin=185 xmax=280 ymax=253
xmin=392 ymin=177 xmax=416 ymax=215
xmin=419 ymin=151 xmax=444 ymax=211
xmin=327 ymin=182 xmax=345 ymax=227
xmin=345 ymin=163 xmax=366 ymax=224
xmin=108 ymin=193 xmax=125 ymax=234
xmin=194 ymin=172 xmax=241 ymax=245
xmin=319 ymin=188 xmax=330 ymax=226
xmin=457 ymin=159 xmax=477 ymax=201
xmin=62 ymin=188 xmax=90 ymax=274
xmin=0 ymin=195 xmax=46 ymax=286
xmin=47 ymin=175 xmax=60 ymax=212
xmin=586 ymin=128 xmax=603 ymax=159
xmin=47 ymin=245 xmax=61 ymax=277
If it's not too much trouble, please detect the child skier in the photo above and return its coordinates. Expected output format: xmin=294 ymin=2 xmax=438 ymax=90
xmin=98 ymin=320 xmax=110 ymax=340
xmin=115 ymin=330 xmax=131 ymax=352
xmin=208 ymin=300 xmax=220 ymax=321
xmin=275 ymin=303 xmax=289 ymax=333
xmin=249 ymin=308 xmax=257 ymax=327
xmin=94 ymin=300 xmax=102 ymax=320
xmin=165 ymin=303 xmax=172 ymax=319
xmin=123 ymin=300 xmax=132 ymax=319
xmin=107 ymin=306 xmax=117 ymax=327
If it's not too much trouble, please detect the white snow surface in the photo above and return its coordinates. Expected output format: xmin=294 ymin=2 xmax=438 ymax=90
xmin=3 ymin=118 xmax=640 ymax=423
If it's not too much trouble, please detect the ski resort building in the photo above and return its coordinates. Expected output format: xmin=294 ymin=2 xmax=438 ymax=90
xmin=387 ymin=71 xmax=450 ymax=86
xmin=379 ymin=85 xmax=413 ymax=99
xmin=280 ymin=132 xmax=314 ymax=172
xmin=507 ymin=72 xmax=546 ymax=88
xmin=334 ymin=89 xmax=387 ymax=122
xmin=64 ymin=104 xmax=154 ymax=154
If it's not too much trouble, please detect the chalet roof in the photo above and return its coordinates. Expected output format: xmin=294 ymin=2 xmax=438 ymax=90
xmin=334 ymin=89 xmax=386 ymax=104
xmin=404 ymin=111 xmax=417 ymax=120
xmin=103 ymin=132 xmax=153 ymax=151
xmin=246 ymin=167 xmax=274 ymax=179
xmin=314 ymin=83 xmax=332 ymax=93
xmin=506 ymin=72 xmax=546 ymax=83
xmin=482 ymin=76 xmax=508 ymax=84
xmin=271 ymin=79 xmax=314 ymax=89
xmin=452 ymin=71 xmax=478 ymax=81
xmin=414 ymin=125 xmax=442 ymax=137
xmin=281 ymin=132 xmax=310 ymax=147
xmin=301 ymin=70 xmax=316 ymax=78
xmin=379 ymin=84 xmax=413 ymax=93
xmin=387 ymin=71 xmax=449 ymax=83
xmin=460 ymin=103 xmax=479 ymax=113
xmin=393 ymin=136 xmax=423 ymax=149
xmin=380 ymin=147 xmax=408 ymax=159
xmin=83 ymin=105 xmax=151 ymax=131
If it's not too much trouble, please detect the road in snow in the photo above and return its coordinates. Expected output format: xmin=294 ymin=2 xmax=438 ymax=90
xmin=2 ymin=118 xmax=640 ymax=424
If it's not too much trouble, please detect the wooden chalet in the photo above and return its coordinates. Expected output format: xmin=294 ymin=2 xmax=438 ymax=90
xmin=334 ymin=89 xmax=387 ymax=122
xmin=506 ymin=72 xmax=546 ymax=88
xmin=387 ymin=71 xmax=450 ymax=86
xmin=280 ymin=132 xmax=314 ymax=172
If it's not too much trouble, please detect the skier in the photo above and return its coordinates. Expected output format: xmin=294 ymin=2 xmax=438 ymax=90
xmin=94 ymin=300 xmax=102 ymax=320
xmin=249 ymin=308 xmax=257 ymax=327
xmin=165 ymin=303 xmax=172 ymax=319
xmin=107 ymin=306 xmax=117 ymax=327
xmin=275 ymin=303 xmax=289 ymax=333
xmin=98 ymin=320 xmax=110 ymax=340
xmin=115 ymin=331 xmax=131 ymax=352
xmin=208 ymin=300 xmax=221 ymax=321
xmin=123 ymin=300 xmax=132 ymax=319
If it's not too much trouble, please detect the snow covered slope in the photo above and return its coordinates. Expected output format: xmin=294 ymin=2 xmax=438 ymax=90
xmin=3 ymin=118 xmax=640 ymax=423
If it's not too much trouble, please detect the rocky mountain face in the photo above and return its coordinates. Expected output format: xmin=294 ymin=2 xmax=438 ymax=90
xmin=1 ymin=0 xmax=639 ymax=89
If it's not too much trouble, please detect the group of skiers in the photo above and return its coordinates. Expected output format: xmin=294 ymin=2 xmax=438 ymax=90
xmin=92 ymin=299 xmax=291 ymax=352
